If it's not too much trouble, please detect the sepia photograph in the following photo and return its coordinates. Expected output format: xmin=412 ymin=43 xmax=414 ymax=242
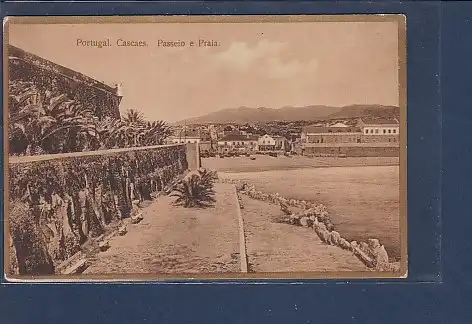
xmin=3 ymin=15 xmax=406 ymax=280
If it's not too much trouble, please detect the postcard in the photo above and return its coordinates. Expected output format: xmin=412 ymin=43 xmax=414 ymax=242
xmin=3 ymin=15 xmax=406 ymax=280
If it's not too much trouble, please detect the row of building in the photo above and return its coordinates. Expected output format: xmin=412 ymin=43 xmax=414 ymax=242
xmin=167 ymin=117 xmax=400 ymax=157
xmin=167 ymin=131 xmax=290 ymax=154
xmin=300 ymin=118 xmax=400 ymax=156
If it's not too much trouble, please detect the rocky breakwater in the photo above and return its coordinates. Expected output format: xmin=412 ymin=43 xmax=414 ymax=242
xmin=217 ymin=177 xmax=400 ymax=272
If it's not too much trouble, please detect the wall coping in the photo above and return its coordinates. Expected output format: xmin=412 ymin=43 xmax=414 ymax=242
xmin=8 ymin=144 xmax=186 ymax=165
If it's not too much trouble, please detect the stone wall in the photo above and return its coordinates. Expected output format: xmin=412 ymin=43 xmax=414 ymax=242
xmin=186 ymin=143 xmax=201 ymax=170
xmin=218 ymin=177 xmax=400 ymax=272
xmin=8 ymin=144 xmax=189 ymax=275
xmin=303 ymin=146 xmax=399 ymax=157
xmin=9 ymin=45 xmax=121 ymax=120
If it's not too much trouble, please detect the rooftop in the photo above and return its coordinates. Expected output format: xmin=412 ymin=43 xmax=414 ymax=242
xmin=360 ymin=117 xmax=399 ymax=125
xmin=302 ymin=126 xmax=362 ymax=134
xmin=172 ymin=130 xmax=201 ymax=138
xmin=219 ymin=134 xmax=258 ymax=142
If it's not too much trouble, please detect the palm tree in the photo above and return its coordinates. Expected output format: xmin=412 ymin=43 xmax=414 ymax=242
xmin=141 ymin=120 xmax=172 ymax=146
xmin=8 ymin=80 xmax=99 ymax=155
xmin=123 ymin=109 xmax=146 ymax=125
xmin=170 ymin=170 xmax=216 ymax=208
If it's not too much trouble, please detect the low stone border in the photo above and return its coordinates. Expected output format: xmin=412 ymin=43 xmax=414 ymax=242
xmin=233 ymin=186 xmax=248 ymax=273
xmin=217 ymin=177 xmax=400 ymax=272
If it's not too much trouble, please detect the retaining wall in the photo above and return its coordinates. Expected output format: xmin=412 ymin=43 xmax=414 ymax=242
xmin=7 ymin=144 xmax=190 ymax=275
xmin=303 ymin=146 xmax=399 ymax=157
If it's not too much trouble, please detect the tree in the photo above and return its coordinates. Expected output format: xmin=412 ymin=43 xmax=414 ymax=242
xmin=170 ymin=169 xmax=216 ymax=208
xmin=123 ymin=109 xmax=146 ymax=125
xmin=8 ymin=80 xmax=173 ymax=154
xmin=141 ymin=121 xmax=172 ymax=146
xmin=8 ymin=80 xmax=98 ymax=155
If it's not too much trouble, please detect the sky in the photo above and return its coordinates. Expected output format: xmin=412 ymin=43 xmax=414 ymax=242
xmin=8 ymin=21 xmax=400 ymax=122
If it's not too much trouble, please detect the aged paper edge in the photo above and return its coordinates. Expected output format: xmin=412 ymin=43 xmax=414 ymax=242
xmin=3 ymin=14 xmax=407 ymax=281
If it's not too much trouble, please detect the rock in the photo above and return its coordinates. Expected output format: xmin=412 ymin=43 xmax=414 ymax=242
xmin=319 ymin=230 xmax=330 ymax=243
xmin=338 ymin=238 xmax=352 ymax=250
xmin=131 ymin=212 xmax=143 ymax=224
xmin=325 ymin=221 xmax=335 ymax=232
xmin=359 ymin=242 xmax=370 ymax=254
xmin=118 ymin=225 xmax=127 ymax=236
xmin=289 ymin=214 xmax=300 ymax=225
xmin=373 ymin=245 xmax=389 ymax=270
xmin=99 ymin=241 xmax=110 ymax=252
xmin=314 ymin=223 xmax=329 ymax=243
xmin=300 ymin=216 xmax=310 ymax=227
xmin=328 ymin=231 xmax=341 ymax=245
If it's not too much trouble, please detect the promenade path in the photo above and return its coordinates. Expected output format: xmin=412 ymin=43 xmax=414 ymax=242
xmin=240 ymin=195 xmax=368 ymax=273
xmin=84 ymin=182 xmax=367 ymax=275
xmin=84 ymin=183 xmax=240 ymax=274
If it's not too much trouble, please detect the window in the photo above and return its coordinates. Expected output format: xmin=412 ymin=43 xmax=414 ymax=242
xmin=388 ymin=129 xmax=392 ymax=134
xmin=370 ymin=129 xmax=374 ymax=134
xmin=225 ymin=142 xmax=228 ymax=146
xmin=375 ymin=129 xmax=379 ymax=134
xmin=383 ymin=129 xmax=386 ymax=134
xmin=393 ymin=129 xmax=397 ymax=134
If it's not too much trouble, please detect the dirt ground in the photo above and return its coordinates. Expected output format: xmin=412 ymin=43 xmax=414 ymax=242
xmin=219 ymin=165 xmax=401 ymax=261
xmin=202 ymin=155 xmax=399 ymax=173
xmin=241 ymin=195 xmax=367 ymax=272
xmin=84 ymin=183 xmax=240 ymax=274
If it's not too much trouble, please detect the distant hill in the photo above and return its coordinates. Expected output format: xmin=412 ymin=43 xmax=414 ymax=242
xmin=174 ymin=104 xmax=400 ymax=125
xmin=327 ymin=104 xmax=400 ymax=119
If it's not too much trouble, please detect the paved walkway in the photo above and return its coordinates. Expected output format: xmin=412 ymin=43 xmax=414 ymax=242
xmin=241 ymin=195 xmax=368 ymax=273
xmin=84 ymin=182 xmax=367 ymax=276
xmin=84 ymin=183 xmax=240 ymax=274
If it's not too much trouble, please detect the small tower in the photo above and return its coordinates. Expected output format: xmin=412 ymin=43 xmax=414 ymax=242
xmin=115 ymin=82 xmax=124 ymax=97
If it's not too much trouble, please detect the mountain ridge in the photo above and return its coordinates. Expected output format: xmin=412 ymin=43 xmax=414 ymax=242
xmin=173 ymin=104 xmax=400 ymax=125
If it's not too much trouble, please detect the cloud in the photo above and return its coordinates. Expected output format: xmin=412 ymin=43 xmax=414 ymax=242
xmin=265 ymin=57 xmax=318 ymax=78
xmin=211 ymin=40 xmax=318 ymax=79
xmin=214 ymin=40 xmax=286 ymax=70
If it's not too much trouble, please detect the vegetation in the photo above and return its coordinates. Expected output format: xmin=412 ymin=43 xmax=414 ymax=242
xmin=8 ymin=145 xmax=188 ymax=275
xmin=170 ymin=168 xmax=216 ymax=208
xmin=8 ymin=80 xmax=172 ymax=156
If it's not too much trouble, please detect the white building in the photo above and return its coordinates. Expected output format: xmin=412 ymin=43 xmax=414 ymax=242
xmin=168 ymin=130 xmax=201 ymax=144
xmin=258 ymin=134 xmax=276 ymax=151
xmin=359 ymin=118 xmax=400 ymax=136
xmin=217 ymin=134 xmax=259 ymax=153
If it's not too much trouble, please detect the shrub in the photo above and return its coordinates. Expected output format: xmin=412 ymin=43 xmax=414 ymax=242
xmin=9 ymin=201 xmax=55 ymax=275
xmin=170 ymin=169 xmax=216 ymax=208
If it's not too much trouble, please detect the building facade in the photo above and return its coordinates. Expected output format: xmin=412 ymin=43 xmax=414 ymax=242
xmin=258 ymin=134 xmax=276 ymax=151
xmin=358 ymin=118 xmax=400 ymax=144
xmin=301 ymin=119 xmax=400 ymax=157
xmin=217 ymin=134 xmax=259 ymax=154
xmin=168 ymin=130 xmax=201 ymax=144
